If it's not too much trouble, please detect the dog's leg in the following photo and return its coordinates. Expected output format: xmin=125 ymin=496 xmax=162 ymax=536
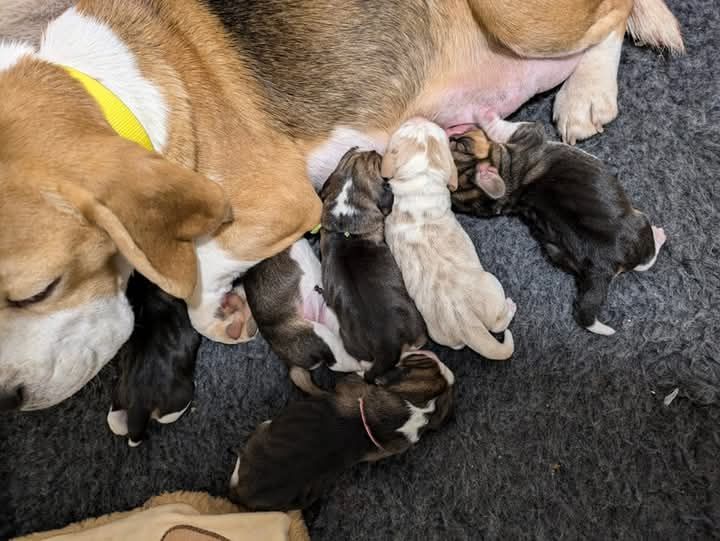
xmin=187 ymin=237 xmax=259 ymax=344
xmin=311 ymin=318 xmax=366 ymax=373
xmin=553 ymin=30 xmax=623 ymax=144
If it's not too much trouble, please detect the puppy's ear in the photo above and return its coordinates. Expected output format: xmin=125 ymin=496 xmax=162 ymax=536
xmin=378 ymin=182 xmax=395 ymax=215
xmin=428 ymin=136 xmax=458 ymax=191
xmin=54 ymin=136 xmax=231 ymax=299
xmin=473 ymin=166 xmax=506 ymax=199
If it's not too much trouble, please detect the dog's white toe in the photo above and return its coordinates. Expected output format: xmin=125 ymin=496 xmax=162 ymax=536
xmin=586 ymin=319 xmax=616 ymax=336
xmin=230 ymin=457 xmax=241 ymax=488
xmin=128 ymin=438 xmax=142 ymax=448
xmin=153 ymin=401 xmax=192 ymax=424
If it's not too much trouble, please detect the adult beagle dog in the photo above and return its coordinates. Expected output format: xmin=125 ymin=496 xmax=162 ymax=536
xmin=0 ymin=0 xmax=682 ymax=410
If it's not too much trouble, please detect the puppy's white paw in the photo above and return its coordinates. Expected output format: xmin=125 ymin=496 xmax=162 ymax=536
xmin=128 ymin=438 xmax=142 ymax=448
xmin=152 ymin=401 xmax=192 ymax=424
xmin=107 ymin=407 xmax=128 ymax=436
xmin=586 ymin=319 xmax=616 ymax=336
xmin=553 ymin=74 xmax=618 ymax=145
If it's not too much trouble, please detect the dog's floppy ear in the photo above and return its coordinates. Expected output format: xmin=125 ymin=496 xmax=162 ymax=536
xmin=473 ymin=167 xmax=506 ymax=199
xmin=54 ymin=136 xmax=231 ymax=299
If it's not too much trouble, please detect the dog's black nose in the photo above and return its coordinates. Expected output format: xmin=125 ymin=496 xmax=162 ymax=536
xmin=0 ymin=385 xmax=24 ymax=411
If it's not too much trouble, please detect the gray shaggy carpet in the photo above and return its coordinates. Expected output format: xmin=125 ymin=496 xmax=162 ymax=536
xmin=2 ymin=1 xmax=719 ymax=539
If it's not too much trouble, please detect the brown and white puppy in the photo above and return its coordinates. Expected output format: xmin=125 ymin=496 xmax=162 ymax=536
xmin=228 ymin=350 xmax=454 ymax=511
xmin=243 ymin=238 xmax=363 ymax=372
xmin=0 ymin=0 xmax=682 ymax=409
xmin=383 ymin=118 xmax=515 ymax=360
xmin=450 ymin=122 xmax=666 ymax=335
xmin=319 ymin=149 xmax=427 ymax=382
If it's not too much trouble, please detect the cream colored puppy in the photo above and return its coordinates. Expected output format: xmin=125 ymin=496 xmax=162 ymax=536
xmin=382 ymin=118 xmax=516 ymax=360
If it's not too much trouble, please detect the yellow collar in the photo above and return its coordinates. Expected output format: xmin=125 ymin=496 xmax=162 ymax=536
xmin=63 ymin=66 xmax=154 ymax=152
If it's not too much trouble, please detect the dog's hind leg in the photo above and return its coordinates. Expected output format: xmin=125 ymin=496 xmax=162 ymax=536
xmin=575 ymin=271 xmax=615 ymax=335
xmin=127 ymin=404 xmax=151 ymax=447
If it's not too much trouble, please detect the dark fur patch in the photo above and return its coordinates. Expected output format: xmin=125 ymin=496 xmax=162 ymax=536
xmin=451 ymin=123 xmax=656 ymax=329
xmin=111 ymin=273 xmax=199 ymax=443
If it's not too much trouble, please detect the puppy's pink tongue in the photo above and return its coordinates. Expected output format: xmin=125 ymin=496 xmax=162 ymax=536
xmin=652 ymin=226 xmax=667 ymax=249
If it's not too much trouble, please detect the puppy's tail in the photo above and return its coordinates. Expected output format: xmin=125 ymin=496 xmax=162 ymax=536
xmin=628 ymin=0 xmax=684 ymax=55
xmin=575 ymin=271 xmax=615 ymax=336
xmin=465 ymin=327 xmax=514 ymax=360
xmin=289 ymin=367 xmax=328 ymax=398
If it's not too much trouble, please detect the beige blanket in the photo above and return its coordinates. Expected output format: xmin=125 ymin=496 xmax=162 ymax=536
xmin=14 ymin=491 xmax=310 ymax=541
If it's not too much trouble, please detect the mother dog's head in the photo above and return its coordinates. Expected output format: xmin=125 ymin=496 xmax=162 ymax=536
xmin=0 ymin=57 xmax=230 ymax=410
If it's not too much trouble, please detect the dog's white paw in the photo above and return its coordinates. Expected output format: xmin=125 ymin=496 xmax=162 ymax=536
xmin=553 ymin=31 xmax=623 ymax=145
xmin=553 ymin=74 xmax=618 ymax=145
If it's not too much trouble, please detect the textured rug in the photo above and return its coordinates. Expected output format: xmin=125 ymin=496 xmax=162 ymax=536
xmin=2 ymin=1 xmax=719 ymax=539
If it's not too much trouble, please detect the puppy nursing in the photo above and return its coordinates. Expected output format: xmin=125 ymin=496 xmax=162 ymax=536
xmin=450 ymin=122 xmax=666 ymax=335
xmin=228 ymin=350 xmax=454 ymax=511
xmin=243 ymin=238 xmax=363 ymax=373
xmin=107 ymin=273 xmax=199 ymax=446
xmin=382 ymin=119 xmax=516 ymax=360
xmin=319 ymin=149 xmax=427 ymax=381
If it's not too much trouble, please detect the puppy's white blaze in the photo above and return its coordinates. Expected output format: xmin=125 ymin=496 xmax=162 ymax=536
xmin=187 ymin=237 xmax=256 ymax=342
xmin=0 ymin=292 xmax=133 ymax=410
xmin=397 ymin=398 xmax=436 ymax=443
xmin=37 ymin=8 xmax=168 ymax=151
xmin=332 ymin=179 xmax=356 ymax=217
xmin=230 ymin=457 xmax=241 ymax=488
xmin=586 ymin=319 xmax=616 ymax=336
xmin=128 ymin=439 xmax=142 ymax=448
xmin=153 ymin=400 xmax=192 ymax=424
xmin=0 ymin=41 xmax=34 ymax=71
xmin=106 ymin=408 xmax=129 ymax=436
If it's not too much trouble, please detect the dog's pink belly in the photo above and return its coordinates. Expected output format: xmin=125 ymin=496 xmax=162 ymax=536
xmin=421 ymin=54 xmax=582 ymax=129
xmin=306 ymin=54 xmax=581 ymax=186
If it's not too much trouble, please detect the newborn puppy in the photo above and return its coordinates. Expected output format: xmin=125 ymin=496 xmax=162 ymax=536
xmin=319 ymin=148 xmax=427 ymax=382
xmin=382 ymin=118 xmax=516 ymax=360
xmin=449 ymin=122 xmax=666 ymax=335
xmin=228 ymin=350 xmax=454 ymax=511
xmin=107 ymin=272 xmax=199 ymax=446
xmin=243 ymin=238 xmax=362 ymax=372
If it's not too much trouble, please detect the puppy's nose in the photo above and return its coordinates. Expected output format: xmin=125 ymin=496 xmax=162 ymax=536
xmin=0 ymin=385 xmax=24 ymax=411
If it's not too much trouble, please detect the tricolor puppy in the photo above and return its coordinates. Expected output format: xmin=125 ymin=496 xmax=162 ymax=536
xmin=450 ymin=122 xmax=666 ymax=335
xmin=107 ymin=272 xmax=199 ymax=447
xmin=319 ymin=149 xmax=427 ymax=382
xmin=0 ymin=0 xmax=682 ymax=409
xmin=228 ymin=350 xmax=454 ymax=511
xmin=383 ymin=118 xmax=516 ymax=360
xmin=243 ymin=238 xmax=362 ymax=372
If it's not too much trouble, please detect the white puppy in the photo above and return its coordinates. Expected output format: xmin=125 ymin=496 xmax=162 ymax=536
xmin=382 ymin=118 xmax=516 ymax=360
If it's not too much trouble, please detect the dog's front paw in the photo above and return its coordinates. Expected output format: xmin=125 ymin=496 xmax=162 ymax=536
xmin=553 ymin=73 xmax=618 ymax=145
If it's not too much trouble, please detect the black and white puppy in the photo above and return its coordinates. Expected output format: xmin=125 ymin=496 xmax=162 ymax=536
xmin=450 ymin=121 xmax=666 ymax=335
xmin=228 ymin=350 xmax=455 ymax=511
xmin=319 ymin=148 xmax=427 ymax=382
xmin=106 ymin=272 xmax=199 ymax=446
xmin=243 ymin=238 xmax=363 ymax=372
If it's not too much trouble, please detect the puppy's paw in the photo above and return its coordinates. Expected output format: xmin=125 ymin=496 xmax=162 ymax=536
xmin=107 ymin=407 xmax=128 ymax=436
xmin=553 ymin=68 xmax=618 ymax=145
